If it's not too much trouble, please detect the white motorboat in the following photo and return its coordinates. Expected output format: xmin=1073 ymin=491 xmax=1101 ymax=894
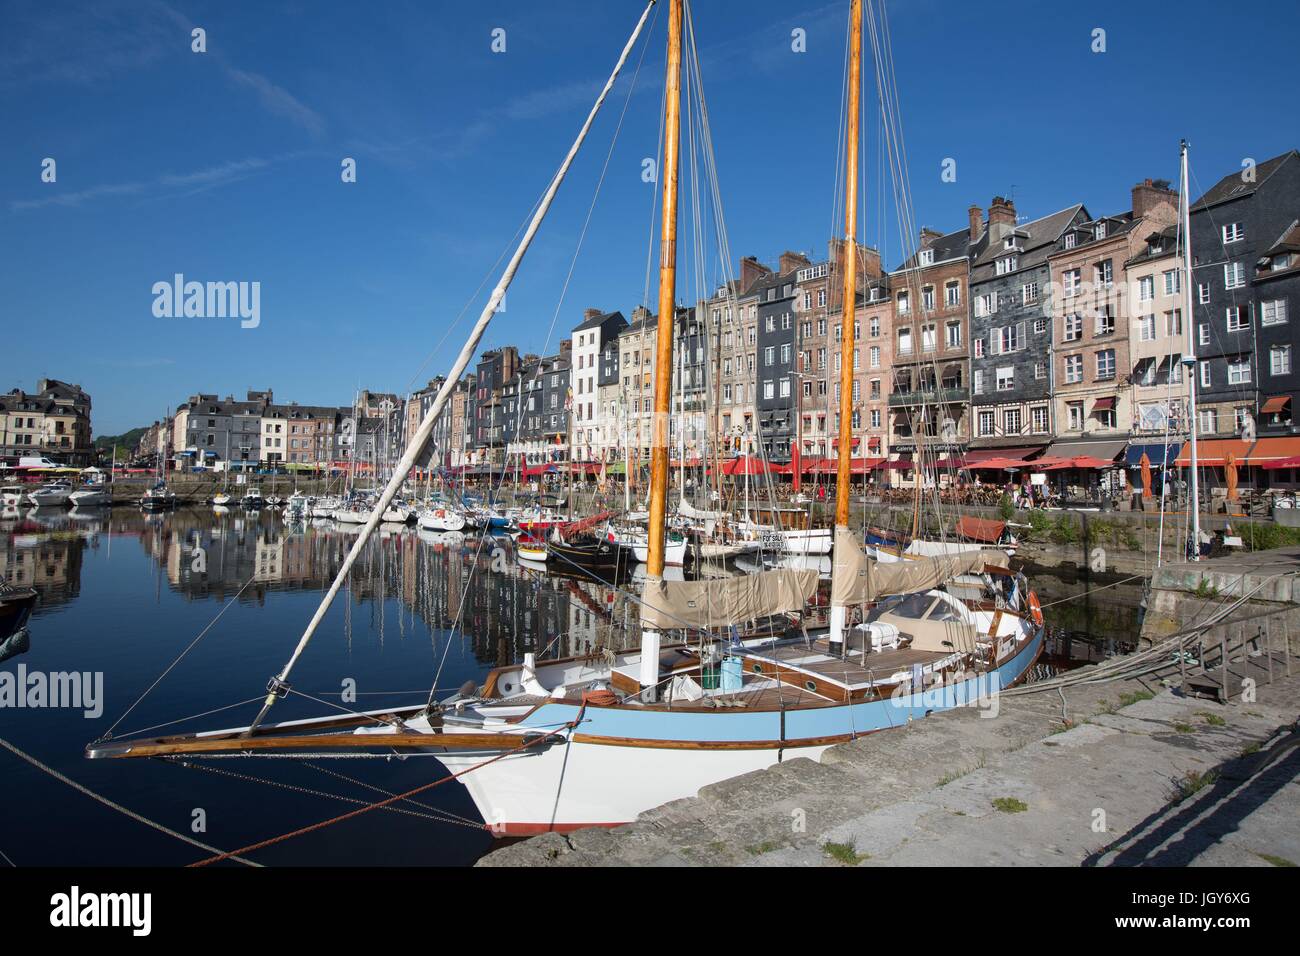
xmin=69 ymin=488 xmax=111 ymax=508
xmin=311 ymin=496 xmax=340 ymax=518
xmin=1 ymin=486 xmax=26 ymax=508
xmin=27 ymin=482 xmax=72 ymax=507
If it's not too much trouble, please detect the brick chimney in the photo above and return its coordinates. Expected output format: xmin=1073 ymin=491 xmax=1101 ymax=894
xmin=739 ymin=255 xmax=772 ymax=292
xmin=968 ymin=204 xmax=984 ymax=243
xmin=583 ymin=307 xmax=602 ymax=322
xmin=919 ymin=227 xmax=943 ymax=248
xmin=1132 ymin=178 xmax=1177 ymax=221
xmin=779 ymin=250 xmax=811 ymax=274
xmin=987 ymin=196 xmax=1017 ymax=243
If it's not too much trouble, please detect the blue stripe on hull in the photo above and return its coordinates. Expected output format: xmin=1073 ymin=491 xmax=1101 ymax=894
xmin=517 ymin=627 xmax=1046 ymax=744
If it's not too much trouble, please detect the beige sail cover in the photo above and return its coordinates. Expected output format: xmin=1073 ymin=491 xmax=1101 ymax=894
xmin=831 ymin=527 xmax=1005 ymax=606
xmin=640 ymin=568 xmax=819 ymax=630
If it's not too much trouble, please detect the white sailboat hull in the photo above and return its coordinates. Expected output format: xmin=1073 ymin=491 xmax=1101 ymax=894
xmin=417 ymin=508 xmax=466 ymax=531
xmin=69 ymin=489 xmax=110 ymax=507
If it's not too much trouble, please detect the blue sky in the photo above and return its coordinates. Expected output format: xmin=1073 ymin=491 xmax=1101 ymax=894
xmin=4 ymin=0 xmax=1298 ymax=435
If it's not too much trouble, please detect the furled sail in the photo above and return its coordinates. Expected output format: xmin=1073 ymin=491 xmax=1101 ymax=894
xmin=831 ymin=527 xmax=1005 ymax=607
xmin=640 ymin=568 xmax=818 ymax=631
xmin=677 ymin=500 xmax=728 ymax=521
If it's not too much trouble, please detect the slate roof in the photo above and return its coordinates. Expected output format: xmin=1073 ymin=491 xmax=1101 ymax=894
xmin=1190 ymin=150 xmax=1299 ymax=211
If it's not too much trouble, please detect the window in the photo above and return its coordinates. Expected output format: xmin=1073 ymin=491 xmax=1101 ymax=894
xmin=1198 ymin=323 xmax=1209 ymax=346
xmin=869 ymin=317 xmax=880 ymax=337
xmin=1003 ymin=408 xmax=1021 ymax=433
xmin=1033 ymin=317 xmax=1047 ymax=334
xmin=1226 ymin=306 xmax=1248 ymax=332
xmin=993 ymin=323 xmax=1024 ymax=354
xmin=1063 ymin=269 xmax=1081 ymax=297
xmin=1222 ymin=223 xmax=1244 ymax=244
xmin=922 ymin=286 xmax=936 ymax=311
xmin=780 ymin=343 xmax=791 ymax=363
xmin=921 ymin=324 xmax=937 ymax=352
xmin=897 ymin=291 xmax=910 ymax=314
xmin=978 ymin=410 xmax=994 ymax=435
xmin=974 ymin=293 xmax=996 ymax=317
xmin=763 ymin=380 xmax=774 ymax=400
xmin=869 ymin=346 xmax=880 ymax=368
xmin=1198 ymin=283 xmax=1210 ymax=304
xmin=1096 ymin=349 xmax=1116 ymax=380
xmin=1227 ymin=357 xmax=1251 ymax=385
xmin=996 ymin=256 xmax=1017 ymax=275
xmin=946 ymin=321 xmax=962 ymax=349
xmin=1199 ymin=361 xmax=1211 ymax=388
xmin=1235 ymin=406 xmax=1251 ymax=432
xmin=1165 ymin=309 xmax=1182 ymax=336
xmin=817 ymin=290 xmax=826 ymax=308
xmin=973 ymin=370 xmax=985 ymax=395
xmin=1063 ymin=314 xmax=1083 ymax=341
xmin=1224 ymin=262 xmax=1245 ymax=290
xmin=1034 ymin=362 xmax=1046 ymax=380
xmin=870 ymin=409 xmax=881 ymax=428
xmin=996 ymin=366 xmax=1014 ymax=391
xmin=1065 ymin=354 xmax=1083 ymax=383
xmin=782 ymin=313 xmax=792 ymax=330
xmin=1031 ymin=406 xmax=1049 ymax=433
xmin=1095 ymin=306 xmax=1115 ymax=336
xmin=973 ymin=337 xmax=985 ymax=358
xmin=1199 ymin=408 xmax=1218 ymax=434
xmin=1021 ymin=282 xmax=1038 ymax=305
xmin=1137 ymin=276 xmax=1154 ymax=302
xmin=817 ymin=318 xmax=826 ymax=336
xmin=1162 ymin=269 xmax=1180 ymax=296
xmin=1067 ymin=401 xmax=1084 ymax=430
xmin=722 ymin=384 xmax=732 ymax=403
xmin=945 ymin=281 xmax=960 ymax=306
xmin=853 ymin=347 xmax=860 ymax=369
xmin=1138 ymin=315 xmax=1156 ymax=341
xmin=919 ymin=249 xmax=934 ymax=266
xmin=1094 ymin=222 xmax=1108 ymax=241
xmin=779 ymin=378 xmax=791 ymax=398
xmin=870 ymin=379 xmax=880 ymax=399
xmin=1095 ymin=259 xmax=1113 ymax=286
xmin=1262 ymin=299 xmax=1288 ymax=326
xmin=1064 ymin=233 xmax=1077 ymax=249
xmin=1271 ymin=345 xmax=1292 ymax=376
xmin=897 ymin=328 xmax=913 ymax=354
xmin=764 ymin=346 xmax=775 ymax=366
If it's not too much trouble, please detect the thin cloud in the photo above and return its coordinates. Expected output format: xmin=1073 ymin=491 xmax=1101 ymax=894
xmin=222 ymin=66 xmax=325 ymax=137
xmin=10 ymin=155 xmax=287 ymax=211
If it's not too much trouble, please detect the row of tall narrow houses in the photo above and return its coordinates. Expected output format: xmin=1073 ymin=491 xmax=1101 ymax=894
xmin=0 ymin=379 xmax=94 ymax=466
xmin=76 ymin=149 xmax=1298 ymax=483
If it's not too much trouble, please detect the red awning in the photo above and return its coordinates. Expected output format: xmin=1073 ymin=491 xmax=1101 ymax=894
xmin=831 ymin=437 xmax=862 ymax=448
xmin=720 ymin=455 xmax=778 ymax=476
xmin=1092 ymin=396 xmax=1116 ymax=411
xmin=807 ymin=457 xmax=884 ymax=474
xmin=1262 ymin=395 xmax=1292 ymax=414
xmin=522 ymin=463 xmax=557 ymax=478
xmin=883 ymin=456 xmax=914 ymax=470
xmin=1037 ymin=455 xmax=1116 ymax=470
xmin=957 ymin=515 xmax=1007 ymax=544
xmin=1262 ymin=456 xmax=1300 ymax=470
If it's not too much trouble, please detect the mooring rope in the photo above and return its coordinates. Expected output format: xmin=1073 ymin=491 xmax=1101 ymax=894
xmin=0 ymin=737 xmax=261 ymax=867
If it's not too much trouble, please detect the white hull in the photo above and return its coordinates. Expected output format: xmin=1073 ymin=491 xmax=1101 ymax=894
xmin=436 ymin=738 xmax=804 ymax=836
xmin=333 ymin=508 xmax=370 ymax=524
xmin=27 ymin=489 xmax=70 ymax=507
xmin=742 ymin=524 xmax=833 ymax=555
xmin=69 ymin=489 xmax=110 ymax=507
xmin=417 ymin=508 xmax=466 ymax=531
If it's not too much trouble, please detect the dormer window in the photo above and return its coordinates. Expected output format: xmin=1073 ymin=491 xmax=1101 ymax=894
xmin=1094 ymin=222 xmax=1107 ymax=241
xmin=1064 ymin=233 xmax=1077 ymax=249
xmin=1003 ymin=237 xmax=1017 ymax=250
xmin=995 ymin=256 xmax=1018 ymax=275
xmin=1271 ymin=254 xmax=1293 ymax=272
xmin=919 ymin=249 xmax=934 ymax=266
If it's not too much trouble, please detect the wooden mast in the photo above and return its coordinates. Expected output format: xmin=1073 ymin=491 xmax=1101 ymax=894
xmin=834 ymin=0 xmax=862 ymax=530
xmin=638 ymin=0 xmax=682 ymax=700
xmin=829 ymin=0 xmax=862 ymax=649
xmin=645 ymin=0 xmax=683 ymax=578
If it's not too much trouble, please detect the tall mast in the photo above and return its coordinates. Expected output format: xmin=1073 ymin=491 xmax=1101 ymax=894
xmin=834 ymin=0 xmax=862 ymax=530
xmin=829 ymin=0 xmax=862 ymax=649
xmin=1180 ymin=139 xmax=1201 ymax=560
xmin=645 ymin=0 xmax=683 ymax=577
xmin=639 ymin=0 xmax=682 ymax=701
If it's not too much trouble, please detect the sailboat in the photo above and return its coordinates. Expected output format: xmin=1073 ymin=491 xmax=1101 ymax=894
xmin=87 ymin=0 xmax=1043 ymax=838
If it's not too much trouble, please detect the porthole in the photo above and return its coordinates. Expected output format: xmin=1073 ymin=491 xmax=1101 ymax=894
xmin=503 ymin=682 xmax=513 ymax=692
xmin=804 ymin=680 xmax=817 ymax=692
xmin=751 ymin=663 xmax=762 ymax=674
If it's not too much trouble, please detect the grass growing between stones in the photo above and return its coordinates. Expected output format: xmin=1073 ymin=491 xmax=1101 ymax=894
xmin=746 ymin=841 xmax=782 ymax=856
xmin=1197 ymin=711 xmax=1226 ymax=726
xmin=1253 ymin=851 xmax=1296 ymax=867
xmin=1118 ymin=690 xmax=1155 ymax=707
xmin=1172 ymin=769 xmax=1218 ymax=803
xmin=1173 ymin=722 xmax=1196 ymax=733
xmin=822 ymin=841 xmax=867 ymax=865
xmin=992 ymin=797 xmax=1028 ymax=813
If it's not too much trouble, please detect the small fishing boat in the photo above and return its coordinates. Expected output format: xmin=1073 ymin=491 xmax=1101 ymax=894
xmin=608 ymin=526 xmax=687 ymax=566
xmin=515 ymin=534 xmax=548 ymax=562
xmin=211 ymin=492 xmax=233 ymax=506
xmin=311 ymin=496 xmax=340 ymax=518
xmin=548 ymin=531 xmax=621 ymax=571
xmin=241 ymin=488 xmax=265 ymax=509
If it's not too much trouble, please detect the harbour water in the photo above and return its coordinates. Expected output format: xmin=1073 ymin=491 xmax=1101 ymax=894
xmin=0 ymin=506 xmax=1140 ymax=866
